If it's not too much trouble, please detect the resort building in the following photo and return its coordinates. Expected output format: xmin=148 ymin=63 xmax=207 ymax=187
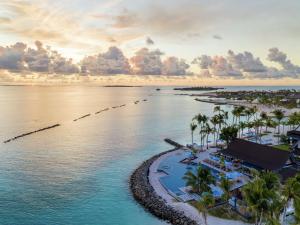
xmin=221 ymin=138 xmax=291 ymax=172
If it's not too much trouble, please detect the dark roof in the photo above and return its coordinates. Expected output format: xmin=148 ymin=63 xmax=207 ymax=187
xmin=220 ymin=138 xmax=290 ymax=171
xmin=287 ymin=130 xmax=300 ymax=138
xmin=278 ymin=167 xmax=299 ymax=183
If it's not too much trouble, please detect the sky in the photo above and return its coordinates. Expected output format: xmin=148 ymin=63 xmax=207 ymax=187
xmin=0 ymin=0 xmax=300 ymax=85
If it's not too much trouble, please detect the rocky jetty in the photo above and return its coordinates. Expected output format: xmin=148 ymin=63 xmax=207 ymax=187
xmin=3 ymin=123 xmax=61 ymax=143
xmin=73 ymin=114 xmax=91 ymax=122
xmin=95 ymin=108 xmax=109 ymax=114
xmin=130 ymin=149 xmax=198 ymax=225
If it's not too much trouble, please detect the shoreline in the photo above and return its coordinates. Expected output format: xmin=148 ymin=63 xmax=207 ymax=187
xmin=130 ymin=147 xmax=250 ymax=225
xmin=130 ymin=148 xmax=198 ymax=225
xmin=194 ymin=98 xmax=299 ymax=116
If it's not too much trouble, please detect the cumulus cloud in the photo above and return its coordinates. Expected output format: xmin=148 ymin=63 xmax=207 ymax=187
xmin=130 ymin=48 xmax=164 ymax=75
xmin=146 ymin=37 xmax=154 ymax=45
xmin=267 ymin=48 xmax=300 ymax=77
xmin=193 ymin=49 xmax=300 ymax=79
xmin=162 ymin=57 xmax=189 ymax=75
xmin=0 ymin=42 xmax=26 ymax=70
xmin=227 ymin=50 xmax=267 ymax=73
xmin=50 ymin=50 xmax=79 ymax=74
xmin=0 ymin=41 xmax=79 ymax=74
xmin=80 ymin=46 xmax=131 ymax=75
xmin=24 ymin=41 xmax=51 ymax=72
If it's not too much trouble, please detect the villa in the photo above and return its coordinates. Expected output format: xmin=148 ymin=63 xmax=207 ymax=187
xmin=221 ymin=138 xmax=291 ymax=172
xmin=155 ymin=136 xmax=300 ymax=221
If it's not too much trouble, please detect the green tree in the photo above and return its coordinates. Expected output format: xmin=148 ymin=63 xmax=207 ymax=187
xmin=196 ymin=193 xmax=215 ymax=225
xmin=190 ymin=123 xmax=197 ymax=144
xmin=203 ymin=123 xmax=213 ymax=149
xmin=282 ymin=174 xmax=300 ymax=224
xmin=183 ymin=166 xmax=216 ymax=195
xmin=219 ymin=125 xmax=238 ymax=146
xmin=272 ymin=109 xmax=285 ymax=134
xmin=242 ymin=172 xmax=283 ymax=225
xmin=220 ymin=175 xmax=232 ymax=203
xmin=210 ymin=115 xmax=219 ymax=146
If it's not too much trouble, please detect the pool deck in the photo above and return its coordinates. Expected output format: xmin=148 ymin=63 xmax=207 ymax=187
xmin=149 ymin=148 xmax=251 ymax=225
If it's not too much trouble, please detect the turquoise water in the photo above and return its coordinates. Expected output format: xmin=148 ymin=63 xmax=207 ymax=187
xmin=157 ymin=151 xmax=240 ymax=198
xmin=0 ymin=85 xmax=299 ymax=225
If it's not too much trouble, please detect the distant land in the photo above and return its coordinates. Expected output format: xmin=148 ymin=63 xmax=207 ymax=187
xmin=173 ymin=86 xmax=224 ymax=91
xmin=103 ymin=85 xmax=143 ymax=87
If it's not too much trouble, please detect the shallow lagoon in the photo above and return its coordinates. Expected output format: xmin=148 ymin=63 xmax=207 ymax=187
xmin=0 ymin=85 xmax=298 ymax=225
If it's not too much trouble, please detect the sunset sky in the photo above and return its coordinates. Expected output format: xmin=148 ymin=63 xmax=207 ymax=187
xmin=0 ymin=0 xmax=300 ymax=85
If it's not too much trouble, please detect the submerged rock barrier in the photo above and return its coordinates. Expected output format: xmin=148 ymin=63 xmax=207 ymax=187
xmin=73 ymin=114 xmax=91 ymax=122
xmin=130 ymin=149 xmax=198 ymax=225
xmin=95 ymin=108 xmax=109 ymax=115
xmin=3 ymin=123 xmax=61 ymax=143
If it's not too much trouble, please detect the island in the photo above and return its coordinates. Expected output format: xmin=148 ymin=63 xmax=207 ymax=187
xmin=194 ymin=89 xmax=300 ymax=109
xmin=103 ymin=85 xmax=142 ymax=87
xmin=131 ymin=104 xmax=300 ymax=225
xmin=174 ymin=86 xmax=224 ymax=91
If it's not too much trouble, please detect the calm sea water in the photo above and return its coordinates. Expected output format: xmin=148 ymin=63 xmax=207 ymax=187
xmin=0 ymin=85 xmax=299 ymax=225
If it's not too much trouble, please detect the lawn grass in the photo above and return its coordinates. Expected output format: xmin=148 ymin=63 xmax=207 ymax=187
xmin=273 ymin=144 xmax=290 ymax=151
xmin=189 ymin=201 xmax=251 ymax=223
xmin=208 ymin=204 xmax=252 ymax=223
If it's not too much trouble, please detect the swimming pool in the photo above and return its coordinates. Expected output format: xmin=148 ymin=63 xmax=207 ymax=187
xmin=158 ymin=151 xmax=243 ymax=200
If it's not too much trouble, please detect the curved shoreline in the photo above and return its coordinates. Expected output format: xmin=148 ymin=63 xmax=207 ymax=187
xmin=130 ymin=148 xmax=250 ymax=225
xmin=130 ymin=148 xmax=198 ymax=225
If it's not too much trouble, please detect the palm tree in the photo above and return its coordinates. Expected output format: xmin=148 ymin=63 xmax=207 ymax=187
xmin=239 ymin=121 xmax=247 ymax=137
xmin=203 ymin=123 xmax=212 ymax=149
xmin=216 ymin=114 xmax=225 ymax=141
xmin=260 ymin=112 xmax=268 ymax=133
xmin=220 ymin=175 xmax=232 ymax=203
xmin=259 ymin=171 xmax=280 ymax=191
xmin=253 ymin=119 xmax=264 ymax=143
xmin=183 ymin=166 xmax=215 ymax=195
xmin=242 ymin=178 xmax=267 ymax=225
xmin=272 ymin=109 xmax=285 ymax=134
xmin=214 ymin=106 xmax=222 ymax=115
xmin=245 ymin=108 xmax=252 ymax=122
xmin=210 ymin=115 xmax=218 ymax=146
xmin=252 ymin=106 xmax=258 ymax=120
xmin=282 ymin=174 xmax=300 ymax=224
xmin=243 ymin=172 xmax=284 ymax=225
xmin=194 ymin=113 xmax=208 ymax=148
xmin=190 ymin=123 xmax=197 ymax=144
xmin=232 ymin=107 xmax=239 ymax=125
xmin=219 ymin=125 xmax=238 ymax=146
xmin=196 ymin=193 xmax=215 ymax=225
xmin=265 ymin=117 xmax=274 ymax=133
xmin=236 ymin=106 xmax=245 ymax=125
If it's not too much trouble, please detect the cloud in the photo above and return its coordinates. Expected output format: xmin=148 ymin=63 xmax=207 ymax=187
xmin=0 ymin=42 xmax=27 ymax=71
xmin=213 ymin=34 xmax=222 ymax=40
xmin=0 ymin=41 xmax=79 ymax=74
xmin=162 ymin=57 xmax=189 ymax=75
xmin=192 ymin=53 xmax=258 ymax=79
xmin=24 ymin=41 xmax=51 ymax=72
xmin=106 ymin=2 xmax=219 ymax=38
xmin=111 ymin=9 xmax=138 ymax=29
xmin=130 ymin=48 xmax=164 ymax=75
xmin=227 ymin=50 xmax=267 ymax=73
xmin=80 ymin=46 xmax=131 ymax=75
xmin=193 ymin=49 xmax=300 ymax=79
xmin=267 ymin=48 xmax=300 ymax=77
xmin=50 ymin=50 xmax=79 ymax=74
xmin=146 ymin=37 xmax=154 ymax=45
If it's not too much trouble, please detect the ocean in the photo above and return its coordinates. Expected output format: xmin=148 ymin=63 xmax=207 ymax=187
xmin=0 ymin=85 xmax=299 ymax=225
